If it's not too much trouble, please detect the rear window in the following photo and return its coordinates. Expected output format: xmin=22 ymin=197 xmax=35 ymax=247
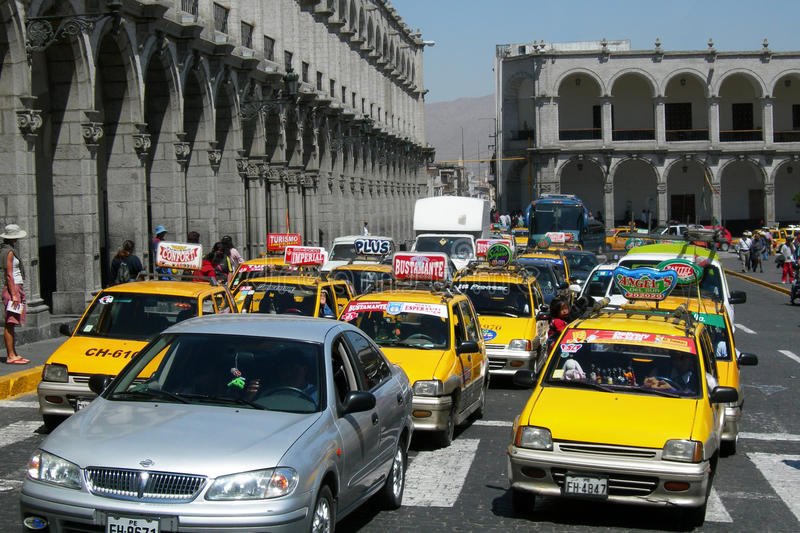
xmin=455 ymin=281 xmax=533 ymax=317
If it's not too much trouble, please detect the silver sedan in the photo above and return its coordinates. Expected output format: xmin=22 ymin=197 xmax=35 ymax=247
xmin=20 ymin=314 xmax=413 ymax=532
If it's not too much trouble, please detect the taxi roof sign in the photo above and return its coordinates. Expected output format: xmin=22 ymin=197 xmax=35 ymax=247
xmin=475 ymin=238 xmax=513 ymax=257
xmin=284 ymin=246 xmax=327 ymax=266
xmin=613 ymin=266 xmax=678 ymax=301
xmin=267 ymin=233 xmax=302 ymax=252
xmin=354 ymin=237 xmax=393 ymax=256
xmin=656 ymin=259 xmax=703 ymax=285
xmin=393 ymin=252 xmax=447 ymax=282
xmin=486 ymin=243 xmax=513 ymax=267
xmin=155 ymin=242 xmax=203 ymax=270
xmin=545 ymin=231 xmax=573 ymax=244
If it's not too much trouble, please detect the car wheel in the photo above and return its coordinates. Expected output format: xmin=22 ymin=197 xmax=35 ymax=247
xmin=511 ymin=488 xmax=536 ymax=515
xmin=42 ymin=415 xmax=67 ymax=432
xmin=435 ymin=402 xmax=456 ymax=448
xmin=720 ymin=436 xmax=737 ymax=457
xmin=681 ymin=500 xmax=708 ymax=529
xmin=378 ymin=444 xmax=406 ymax=509
xmin=311 ymin=485 xmax=335 ymax=533
xmin=721 ymin=243 xmax=730 ymax=252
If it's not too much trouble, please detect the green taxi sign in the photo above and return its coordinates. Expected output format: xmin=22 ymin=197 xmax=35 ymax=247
xmin=656 ymin=259 xmax=703 ymax=285
xmin=486 ymin=243 xmax=513 ymax=268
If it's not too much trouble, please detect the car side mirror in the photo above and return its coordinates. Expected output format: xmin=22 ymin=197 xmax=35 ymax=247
xmin=88 ymin=374 xmax=113 ymax=395
xmin=709 ymin=386 xmax=738 ymax=404
xmin=341 ymin=391 xmax=376 ymax=415
xmin=728 ymin=290 xmax=747 ymax=305
xmin=456 ymin=340 xmax=479 ymax=355
xmin=737 ymin=352 xmax=759 ymax=366
xmin=59 ymin=323 xmax=73 ymax=337
xmin=512 ymin=370 xmax=537 ymax=388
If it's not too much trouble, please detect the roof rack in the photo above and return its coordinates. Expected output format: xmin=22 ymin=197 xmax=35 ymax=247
xmin=619 ymin=227 xmax=723 ymax=245
xmin=581 ymin=300 xmax=698 ymax=336
xmin=455 ymin=260 xmax=532 ymax=280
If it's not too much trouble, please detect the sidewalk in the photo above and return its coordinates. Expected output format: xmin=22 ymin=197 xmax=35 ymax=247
xmin=0 ymin=336 xmax=67 ymax=400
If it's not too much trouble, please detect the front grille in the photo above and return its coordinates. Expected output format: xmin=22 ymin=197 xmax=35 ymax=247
xmin=86 ymin=468 xmax=206 ymax=503
xmin=72 ymin=375 xmax=90 ymax=384
xmin=485 ymin=344 xmax=506 ymax=351
xmin=552 ymin=468 xmax=658 ymax=496
xmin=557 ymin=442 xmax=657 ymax=459
xmin=488 ymin=357 xmax=507 ymax=370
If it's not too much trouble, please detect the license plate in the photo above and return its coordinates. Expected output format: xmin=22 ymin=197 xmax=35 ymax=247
xmin=563 ymin=474 xmax=608 ymax=498
xmin=75 ymin=398 xmax=92 ymax=411
xmin=106 ymin=516 xmax=159 ymax=533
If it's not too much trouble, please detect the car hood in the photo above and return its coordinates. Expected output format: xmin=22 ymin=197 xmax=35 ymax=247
xmin=523 ymin=386 xmax=698 ymax=448
xmin=44 ymin=399 xmax=320 ymax=476
xmin=46 ymin=337 xmax=148 ymax=376
xmin=381 ymin=347 xmax=447 ymax=384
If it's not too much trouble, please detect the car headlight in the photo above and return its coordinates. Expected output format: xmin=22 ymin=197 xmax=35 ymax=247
xmin=206 ymin=468 xmax=298 ymax=500
xmin=508 ymin=339 xmax=532 ymax=351
xmin=412 ymin=380 xmax=443 ymax=396
xmin=514 ymin=426 xmax=553 ymax=450
xmin=27 ymin=450 xmax=82 ymax=490
xmin=662 ymin=439 xmax=703 ymax=463
xmin=42 ymin=363 xmax=69 ymax=383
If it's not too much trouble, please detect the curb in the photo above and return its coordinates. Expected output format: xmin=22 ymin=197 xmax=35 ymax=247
xmin=724 ymin=268 xmax=791 ymax=295
xmin=0 ymin=365 xmax=41 ymax=401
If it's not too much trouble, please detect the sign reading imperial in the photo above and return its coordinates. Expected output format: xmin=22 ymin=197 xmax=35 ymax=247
xmin=284 ymin=246 xmax=326 ymax=266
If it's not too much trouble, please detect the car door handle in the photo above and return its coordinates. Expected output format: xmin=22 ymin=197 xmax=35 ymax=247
xmin=372 ymin=413 xmax=379 ymax=425
xmin=396 ymin=392 xmax=404 ymax=405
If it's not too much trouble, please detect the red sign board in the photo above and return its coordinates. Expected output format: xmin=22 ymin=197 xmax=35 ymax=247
xmin=284 ymin=246 xmax=326 ymax=266
xmin=267 ymin=233 xmax=302 ymax=252
xmin=475 ymin=238 xmax=513 ymax=257
xmin=393 ymin=252 xmax=447 ymax=281
xmin=155 ymin=242 xmax=203 ymax=270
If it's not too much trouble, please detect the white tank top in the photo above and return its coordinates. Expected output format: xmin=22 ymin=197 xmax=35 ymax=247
xmin=12 ymin=254 xmax=23 ymax=285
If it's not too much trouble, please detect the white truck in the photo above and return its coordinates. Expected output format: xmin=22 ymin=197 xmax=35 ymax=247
xmin=411 ymin=196 xmax=490 ymax=270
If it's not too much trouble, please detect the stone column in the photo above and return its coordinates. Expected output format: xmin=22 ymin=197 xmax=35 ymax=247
xmin=709 ymin=97 xmax=720 ymax=145
xmin=286 ymin=170 xmax=304 ymax=236
xmin=601 ymin=97 xmax=613 ymax=145
xmin=655 ymin=96 xmax=666 ymax=146
xmin=268 ymin=168 xmax=287 ymax=233
xmin=761 ymin=97 xmax=774 ymax=145
xmin=302 ymin=174 xmax=319 ymax=245
xmin=656 ymin=181 xmax=669 ymax=227
xmin=603 ymin=180 xmax=614 ymax=231
xmin=764 ymin=182 xmax=776 ymax=227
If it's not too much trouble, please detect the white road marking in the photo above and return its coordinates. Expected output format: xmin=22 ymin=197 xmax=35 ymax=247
xmin=748 ymin=453 xmax=800 ymax=522
xmin=472 ymin=420 xmax=513 ymax=427
xmin=734 ymin=324 xmax=757 ymax=334
xmin=778 ymin=350 xmax=800 ymax=365
xmin=403 ymin=438 xmax=480 ymax=507
xmin=0 ymin=400 xmax=39 ymax=409
xmin=740 ymin=432 xmax=800 ymax=442
xmin=0 ymin=479 xmax=23 ymax=493
xmin=705 ymin=487 xmax=733 ymax=522
xmin=0 ymin=421 xmax=41 ymax=447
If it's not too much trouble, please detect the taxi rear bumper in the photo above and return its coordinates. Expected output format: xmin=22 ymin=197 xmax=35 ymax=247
xmin=507 ymin=444 xmax=710 ymax=508
xmin=487 ymin=347 xmax=538 ymax=376
xmin=410 ymin=395 xmax=453 ymax=432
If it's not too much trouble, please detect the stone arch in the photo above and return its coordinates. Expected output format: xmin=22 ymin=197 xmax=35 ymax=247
xmin=771 ymin=70 xmax=800 ymax=142
xmin=556 ymin=71 xmax=602 ymax=141
xmin=558 ymin=158 xmax=605 ymax=220
xmin=661 ymin=68 xmax=710 ymax=98
xmin=719 ymin=158 xmax=767 ymax=230
xmin=348 ymin=0 xmax=357 ymax=33
xmin=664 ymin=158 xmax=713 ymax=224
xmin=662 ymin=69 xmax=710 ymax=141
xmin=552 ymin=68 xmax=606 ymax=97
xmin=357 ymin=6 xmax=365 ymax=38
xmin=367 ymin=17 xmax=374 ymax=49
xmin=609 ymin=71 xmax=657 ymax=140
xmin=214 ymin=73 xmax=243 ymax=241
xmin=608 ymin=69 xmax=659 ymax=97
xmin=610 ymin=158 xmax=658 ymax=225
xmin=714 ymin=68 xmax=767 ymax=97
xmin=772 ymin=159 xmax=800 ymax=224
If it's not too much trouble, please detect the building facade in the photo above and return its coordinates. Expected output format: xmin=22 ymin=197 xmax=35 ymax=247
xmin=495 ymin=38 xmax=800 ymax=232
xmin=0 ymin=0 xmax=432 ymax=331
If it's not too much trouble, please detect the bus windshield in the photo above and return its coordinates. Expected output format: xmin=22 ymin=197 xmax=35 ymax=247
xmin=531 ymin=205 xmax=583 ymax=234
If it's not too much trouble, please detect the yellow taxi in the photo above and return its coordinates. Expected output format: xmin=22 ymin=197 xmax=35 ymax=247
xmin=507 ymin=265 xmax=738 ymax=528
xmin=328 ymin=261 xmax=394 ymax=295
xmin=341 ymin=252 xmax=488 ymax=447
xmin=453 ymin=258 xmax=549 ymax=376
xmin=512 ymin=227 xmax=529 ymax=250
xmin=38 ymin=275 xmax=236 ymax=430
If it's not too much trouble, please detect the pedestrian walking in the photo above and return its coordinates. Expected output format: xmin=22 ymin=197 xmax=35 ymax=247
xmin=750 ymin=232 xmax=764 ymax=273
xmin=221 ymin=235 xmax=244 ymax=270
xmin=362 ymin=221 xmax=370 ymax=236
xmin=151 ymin=225 xmax=172 ymax=280
xmin=110 ymin=240 xmax=144 ymax=285
xmin=779 ymin=239 xmax=795 ymax=284
xmin=738 ymin=231 xmax=752 ymax=272
xmin=1 ymin=223 xmax=30 ymax=365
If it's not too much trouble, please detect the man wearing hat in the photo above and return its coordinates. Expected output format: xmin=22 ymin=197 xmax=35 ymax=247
xmin=739 ymin=231 xmax=753 ymax=272
xmin=151 ymin=224 xmax=171 ymax=280
xmin=1 ymin=223 xmax=30 ymax=364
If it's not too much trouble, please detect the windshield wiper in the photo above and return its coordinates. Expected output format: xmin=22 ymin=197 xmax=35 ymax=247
xmin=545 ymin=379 xmax=614 ymax=393
xmin=111 ymin=388 xmax=190 ymax=404
xmin=179 ymin=393 xmax=265 ymax=410
xmin=632 ymin=386 xmax=680 ymax=398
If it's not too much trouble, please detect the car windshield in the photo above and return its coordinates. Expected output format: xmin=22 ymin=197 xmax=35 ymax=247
xmin=234 ymin=282 xmax=320 ymax=316
xmin=349 ymin=309 xmax=450 ymax=349
xmin=329 ymin=243 xmax=356 ymax=261
xmin=532 ymin=205 xmax=583 ymax=234
xmin=584 ymin=269 xmax=614 ymax=298
xmin=455 ymin=281 xmax=532 ymax=317
xmin=415 ymin=236 xmax=475 ymax=260
xmin=517 ymin=261 xmax=560 ymax=304
xmin=613 ymin=259 xmax=724 ymax=300
xmin=564 ymin=251 xmax=598 ymax=273
xmin=77 ymin=293 xmax=197 ymax=341
xmin=330 ymin=269 xmax=393 ymax=295
xmin=109 ymin=333 xmax=324 ymax=413
xmin=543 ymin=332 xmax=702 ymax=398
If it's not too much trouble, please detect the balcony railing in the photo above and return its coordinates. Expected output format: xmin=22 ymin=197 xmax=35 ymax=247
xmin=559 ymin=128 xmax=601 ymax=141
xmin=719 ymin=129 xmax=763 ymax=142
xmin=612 ymin=129 xmax=655 ymax=141
xmin=774 ymin=130 xmax=800 ymax=143
xmin=181 ymin=0 xmax=199 ymax=19
xmin=665 ymin=129 xmax=709 ymax=142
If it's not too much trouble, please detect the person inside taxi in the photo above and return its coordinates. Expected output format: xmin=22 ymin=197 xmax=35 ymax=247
xmin=643 ymin=352 xmax=716 ymax=394
xmin=319 ymin=290 xmax=335 ymax=318
xmin=415 ymin=314 xmax=448 ymax=346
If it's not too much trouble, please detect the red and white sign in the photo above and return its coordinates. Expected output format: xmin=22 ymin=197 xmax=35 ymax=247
xmin=561 ymin=329 xmax=696 ymax=354
xmin=237 ymin=263 xmax=266 ymax=273
xmin=545 ymin=232 xmax=573 ymax=243
xmin=285 ymin=246 xmax=326 ymax=266
xmin=393 ymin=252 xmax=447 ymax=281
xmin=476 ymin=238 xmax=514 ymax=257
xmin=267 ymin=233 xmax=302 ymax=252
xmin=341 ymin=300 xmax=448 ymax=322
xmin=155 ymin=242 xmax=202 ymax=270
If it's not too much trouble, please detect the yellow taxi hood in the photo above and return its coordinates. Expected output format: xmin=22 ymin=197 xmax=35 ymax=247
xmin=45 ymin=336 xmax=148 ymax=375
xmin=523 ymin=386 xmax=699 ymax=448
xmin=380 ymin=347 xmax=449 ymax=384
xmin=480 ymin=317 xmax=537 ymax=343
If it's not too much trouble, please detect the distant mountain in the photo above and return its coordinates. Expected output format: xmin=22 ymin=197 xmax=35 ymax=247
xmin=424 ymin=94 xmax=495 ymax=176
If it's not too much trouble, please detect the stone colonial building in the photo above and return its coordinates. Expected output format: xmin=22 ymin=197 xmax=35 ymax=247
xmin=495 ymin=38 xmax=800 ymax=231
xmin=0 ymin=0 xmax=432 ymax=334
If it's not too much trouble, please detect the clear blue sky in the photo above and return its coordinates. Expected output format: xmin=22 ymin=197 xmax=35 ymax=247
xmin=392 ymin=0 xmax=800 ymax=103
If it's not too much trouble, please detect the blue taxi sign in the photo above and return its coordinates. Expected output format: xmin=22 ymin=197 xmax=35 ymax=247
xmin=613 ymin=266 xmax=678 ymax=301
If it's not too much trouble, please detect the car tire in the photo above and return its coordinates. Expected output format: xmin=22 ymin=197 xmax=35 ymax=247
xmin=720 ymin=437 xmax=737 ymax=457
xmin=311 ymin=485 xmax=335 ymax=533
xmin=435 ymin=402 xmax=456 ymax=448
xmin=681 ymin=500 xmax=708 ymax=529
xmin=42 ymin=415 xmax=67 ymax=432
xmin=378 ymin=444 xmax=406 ymax=510
xmin=511 ymin=488 xmax=536 ymax=515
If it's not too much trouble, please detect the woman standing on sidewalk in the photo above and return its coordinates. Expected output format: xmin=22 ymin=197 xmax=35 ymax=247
xmin=1 ymin=224 xmax=30 ymax=365
xmin=780 ymin=238 xmax=795 ymax=284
